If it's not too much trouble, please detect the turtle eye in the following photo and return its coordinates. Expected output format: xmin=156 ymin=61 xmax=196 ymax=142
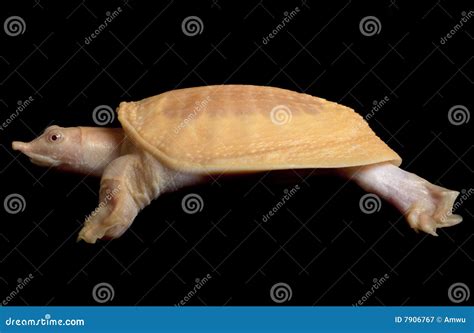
xmin=48 ymin=132 xmax=62 ymax=143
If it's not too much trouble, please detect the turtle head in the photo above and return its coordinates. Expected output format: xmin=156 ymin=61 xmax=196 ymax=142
xmin=12 ymin=125 xmax=124 ymax=176
xmin=12 ymin=125 xmax=83 ymax=169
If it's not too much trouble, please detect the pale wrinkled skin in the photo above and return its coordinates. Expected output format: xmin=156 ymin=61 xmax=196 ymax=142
xmin=12 ymin=126 xmax=123 ymax=176
xmin=340 ymin=164 xmax=462 ymax=235
xmin=12 ymin=126 xmax=462 ymax=243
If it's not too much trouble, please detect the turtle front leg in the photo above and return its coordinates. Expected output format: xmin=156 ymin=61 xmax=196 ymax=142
xmin=340 ymin=162 xmax=462 ymax=235
xmin=78 ymin=154 xmax=159 ymax=243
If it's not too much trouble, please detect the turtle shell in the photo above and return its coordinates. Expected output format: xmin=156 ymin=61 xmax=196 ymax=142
xmin=118 ymin=85 xmax=401 ymax=173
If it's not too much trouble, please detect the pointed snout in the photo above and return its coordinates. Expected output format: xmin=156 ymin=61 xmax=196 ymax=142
xmin=12 ymin=139 xmax=60 ymax=167
xmin=12 ymin=141 xmax=31 ymax=153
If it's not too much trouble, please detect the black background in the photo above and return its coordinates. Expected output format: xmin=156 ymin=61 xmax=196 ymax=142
xmin=0 ymin=0 xmax=472 ymax=306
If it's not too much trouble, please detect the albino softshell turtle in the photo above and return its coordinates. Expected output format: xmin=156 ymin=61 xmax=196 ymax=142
xmin=12 ymin=85 xmax=462 ymax=243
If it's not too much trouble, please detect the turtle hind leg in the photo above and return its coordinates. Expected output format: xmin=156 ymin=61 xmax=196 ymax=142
xmin=340 ymin=162 xmax=462 ymax=236
xmin=78 ymin=154 xmax=158 ymax=244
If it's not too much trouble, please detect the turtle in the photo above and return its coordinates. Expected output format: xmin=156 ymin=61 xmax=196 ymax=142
xmin=12 ymin=85 xmax=462 ymax=243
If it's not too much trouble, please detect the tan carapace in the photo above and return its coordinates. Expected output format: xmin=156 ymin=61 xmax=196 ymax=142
xmin=119 ymin=85 xmax=401 ymax=172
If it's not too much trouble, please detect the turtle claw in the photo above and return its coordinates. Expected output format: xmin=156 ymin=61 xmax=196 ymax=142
xmin=441 ymin=214 xmax=463 ymax=227
xmin=408 ymin=212 xmax=439 ymax=236
xmin=78 ymin=212 xmax=130 ymax=243
xmin=77 ymin=220 xmax=106 ymax=244
xmin=406 ymin=187 xmax=462 ymax=236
